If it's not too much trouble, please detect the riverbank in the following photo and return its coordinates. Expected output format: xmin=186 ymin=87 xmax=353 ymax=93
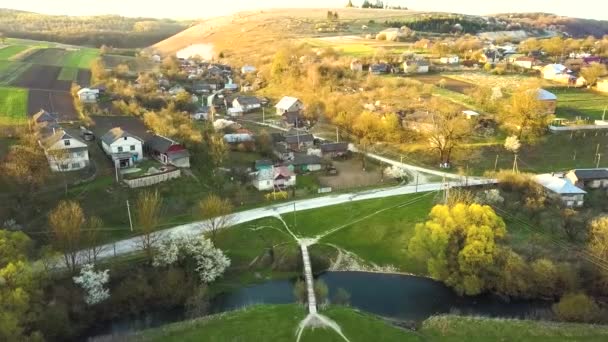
xmin=107 ymin=304 xmax=608 ymax=342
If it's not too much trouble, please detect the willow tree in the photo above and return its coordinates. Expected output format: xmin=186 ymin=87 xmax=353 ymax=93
xmin=408 ymin=203 xmax=507 ymax=295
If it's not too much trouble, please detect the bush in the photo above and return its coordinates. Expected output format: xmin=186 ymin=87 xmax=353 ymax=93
xmin=553 ymin=293 xmax=601 ymax=323
xmin=333 ymin=288 xmax=351 ymax=305
xmin=314 ymin=280 xmax=329 ymax=305
xmin=293 ymin=279 xmax=307 ymax=303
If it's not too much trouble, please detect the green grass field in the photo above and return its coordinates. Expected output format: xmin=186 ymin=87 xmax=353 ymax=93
xmin=421 ymin=315 xmax=608 ymax=341
xmin=0 ymin=87 xmax=28 ymax=125
xmin=0 ymin=61 xmax=32 ymax=85
xmin=21 ymin=47 xmax=99 ymax=68
xmin=133 ymin=304 xmax=421 ymax=342
xmin=550 ymin=87 xmax=608 ymax=120
xmin=63 ymin=48 xmax=99 ymax=68
xmin=0 ymin=45 xmax=29 ymax=60
xmin=57 ymin=66 xmax=79 ymax=80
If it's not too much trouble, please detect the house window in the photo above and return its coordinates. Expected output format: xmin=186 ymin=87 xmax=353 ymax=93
xmin=117 ymin=146 xmax=123 ymax=152
xmin=64 ymin=140 xmax=71 ymax=146
xmin=60 ymin=164 xmax=68 ymax=170
xmin=71 ymin=162 xmax=80 ymax=169
xmin=130 ymin=145 xmax=135 ymax=151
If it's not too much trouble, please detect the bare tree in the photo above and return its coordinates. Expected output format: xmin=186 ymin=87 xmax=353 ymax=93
xmin=426 ymin=99 xmax=471 ymax=165
xmin=49 ymin=200 xmax=85 ymax=272
xmin=197 ymin=194 xmax=234 ymax=243
xmin=84 ymin=216 xmax=105 ymax=264
xmin=134 ymin=190 xmax=163 ymax=261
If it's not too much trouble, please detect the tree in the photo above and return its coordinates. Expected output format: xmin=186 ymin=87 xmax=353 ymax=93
xmin=49 ymin=200 xmax=85 ymax=272
xmin=345 ymin=0 xmax=354 ymax=7
xmin=152 ymin=233 xmax=230 ymax=283
xmin=500 ymin=86 xmax=552 ymax=141
xmin=581 ymin=62 xmax=607 ymax=86
xmin=0 ymin=230 xmax=40 ymax=341
xmin=588 ymin=217 xmax=608 ymax=290
xmin=73 ymin=264 xmax=110 ymax=305
xmin=408 ymin=203 xmax=507 ymax=295
xmin=197 ymin=194 xmax=234 ymax=243
xmin=83 ymin=216 xmax=105 ymax=264
xmin=531 ymin=258 xmax=559 ymax=297
xmin=207 ymin=134 xmax=227 ymax=173
xmin=561 ymin=208 xmax=583 ymax=242
xmin=134 ymin=190 xmax=163 ymax=261
xmin=426 ymin=99 xmax=471 ymax=164
xmin=0 ymin=32 xmax=6 ymax=44
xmin=553 ymin=293 xmax=601 ymax=323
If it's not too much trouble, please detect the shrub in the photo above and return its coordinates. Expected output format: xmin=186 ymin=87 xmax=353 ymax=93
xmin=293 ymin=279 xmax=307 ymax=303
xmin=314 ymin=280 xmax=329 ymax=305
xmin=333 ymin=288 xmax=351 ymax=305
xmin=553 ymin=293 xmax=601 ymax=323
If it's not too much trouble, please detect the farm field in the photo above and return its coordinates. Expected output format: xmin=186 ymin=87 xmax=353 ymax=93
xmin=20 ymin=47 xmax=99 ymax=68
xmin=0 ymin=87 xmax=28 ymax=125
xmin=0 ymin=44 xmax=29 ymax=60
xmin=301 ymin=36 xmax=411 ymax=57
xmin=102 ymin=54 xmax=155 ymax=72
xmin=0 ymin=61 xmax=32 ymax=85
xmin=57 ymin=66 xmax=78 ymax=80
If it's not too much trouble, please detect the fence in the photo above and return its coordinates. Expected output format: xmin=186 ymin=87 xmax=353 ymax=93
xmin=123 ymin=169 xmax=181 ymax=188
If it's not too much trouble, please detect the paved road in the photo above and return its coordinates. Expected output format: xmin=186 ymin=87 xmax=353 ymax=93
xmin=92 ymin=179 xmax=494 ymax=260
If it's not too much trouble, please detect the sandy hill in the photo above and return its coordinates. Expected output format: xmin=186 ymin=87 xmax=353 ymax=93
xmin=149 ymin=8 xmax=434 ymax=58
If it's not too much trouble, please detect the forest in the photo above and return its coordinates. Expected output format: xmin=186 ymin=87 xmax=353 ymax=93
xmin=0 ymin=9 xmax=192 ymax=48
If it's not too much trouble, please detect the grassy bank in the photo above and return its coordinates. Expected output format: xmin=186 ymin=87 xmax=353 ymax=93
xmin=126 ymin=304 xmax=608 ymax=341
xmin=420 ymin=315 xmax=608 ymax=341
xmin=131 ymin=304 xmax=422 ymax=342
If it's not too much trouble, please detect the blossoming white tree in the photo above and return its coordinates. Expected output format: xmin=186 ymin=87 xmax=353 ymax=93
xmin=383 ymin=165 xmax=409 ymax=182
xmin=153 ymin=233 xmax=230 ymax=283
xmin=73 ymin=264 xmax=110 ymax=305
xmin=504 ymin=135 xmax=521 ymax=173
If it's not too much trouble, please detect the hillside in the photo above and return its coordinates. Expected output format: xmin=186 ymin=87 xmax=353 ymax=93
xmin=492 ymin=13 xmax=608 ymax=38
xmin=0 ymin=8 xmax=192 ymax=48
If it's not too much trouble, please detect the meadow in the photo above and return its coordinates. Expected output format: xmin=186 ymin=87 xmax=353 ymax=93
xmin=0 ymin=86 xmax=28 ymax=125
xmin=0 ymin=44 xmax=29 ymax=60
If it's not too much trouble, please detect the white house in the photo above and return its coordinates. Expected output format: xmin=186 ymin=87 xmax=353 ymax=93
xmin=534 ymin=174 xmax=586 ymax=208
xmin=223 ymin=133 xmax=254 ymax=144
xmin=275 ymin=96 xmax=303 ymax=115
xmin=77 ymin=88 xmax=99 ymax=103
xmin=513 ymin=57 xmax=535 ymax=69
xmin=241 ymin=65 xmax=257 ymax=74
xmin=403 ymin=60 xmax=430 ymax=74
xmin=462 ymin=110 xmax=480 ymax=120
xmin=252 ymin=165 xmax=296 ymax=191
xmin=40 ymin=129 xmax=90 ymax=172
xmin=151 ymin=54 xmax=162 ymax=63
xmin=542 ymin=64 xmax=572 ymax=84
xmin=168 ymin=85 xmax=186 ymax=96
xmin=100 ymin=127 xmax=144 ymax=168
xmin=439 ymin=55 xmax=459 ymax=64
xmin=232 ymin=96 xmax=261 ymax=113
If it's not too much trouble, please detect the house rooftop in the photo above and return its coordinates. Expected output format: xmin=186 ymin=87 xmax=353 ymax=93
xmin=537 ymin=89 xmax=557 ymax=101
xmin=275 ymin=96 xmax=301 ymax=110
xmin=572 ymin=169 xmax=608 ymax=180
xmin=286 ymin=154 xmax=322 ymax=166
xmin=147 ymin=134 xmax=183 ymax=154
xmin=535 ymin=174 xmax=587 ymax=195
xmin=40 ymin=129 xmax=84 ymax=148
xmin=32 ymin=109 xmax=57 ymax=125
xmin=100 ymin=127 xmax=143 ymax=145
xmin=285 ymin=133 xmax=314 ymax=144
xmin=320 ymin=142 xmax=349 ymax=152
xmin=234 ymin=96 xmax=261 ymax=105
xmin=255 ymin=159 xmax=273 ymax=169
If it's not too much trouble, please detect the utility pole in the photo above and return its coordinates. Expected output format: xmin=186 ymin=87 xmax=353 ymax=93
xmin=126 ymin=200 xmax=133 ymax=232
xmin=595 ymin=143 xmax=600 ymax=157
xmin=336 ymin=127 xmax=339 ymax=143
xmin=262 ymin=106 xmax=265 ymax=124
xmin=597 ymin=154 xmax=602 ymax=168
xmin=415 ymin=171 xmax=419 ymax=193
xmin=494 ymin=154 xmax=499 ymax=171
xmin=442 ymin=174 xmax=449 ymax=204
xmin=115 ymin=162 xmax=119 ymax=182
xmin=400 ymin=155 xmax=404 ymax=164
xmin=512 ymin=153 xmax=519 ymax=174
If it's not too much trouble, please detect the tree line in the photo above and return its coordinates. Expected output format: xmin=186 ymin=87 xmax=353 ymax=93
xmin=0 ymin=9 xmax=190 ymax=48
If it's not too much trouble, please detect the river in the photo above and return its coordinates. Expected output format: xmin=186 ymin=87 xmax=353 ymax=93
xmin=91 ymin=271 xmax=552 ymax=337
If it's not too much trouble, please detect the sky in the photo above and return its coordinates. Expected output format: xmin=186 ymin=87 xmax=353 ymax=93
xmin=1 ymin=0 xmax=607 ymax=20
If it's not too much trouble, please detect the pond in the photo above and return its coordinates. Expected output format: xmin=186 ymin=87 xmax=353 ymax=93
xmin=91 ymin=271 xmax=552 ymax=337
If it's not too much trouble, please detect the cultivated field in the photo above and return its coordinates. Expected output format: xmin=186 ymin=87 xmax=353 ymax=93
xmin=102 ymin=54 xmax=155 ymax=72
xmin=0 ymin=44 xmax=29 ymax=60
xmin=410 ymin=74 xmax=475 ymax=94
xmin=0 ymin=61 xmax=31 ymax=85
xmin=0 ymin=87 xmax=28 ymax=125
xmin=301 ymin=36 xmax=411 ymax=57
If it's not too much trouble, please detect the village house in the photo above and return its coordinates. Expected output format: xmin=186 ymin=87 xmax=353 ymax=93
xmin=284 ymin=133 xmax=314 ymax=151
xmin=241 ymin=65 xmax=257 ymax=74
xmin=151 ymin=54 xmax=162 ymax=63
xmin=285 ymin=154 xmax=323 ymax=173
xmin=223 ymin=130 xmax=254 ymax=144
xmin=275 ymin=96 xmax=303 ymax=116
xmin=100 ymin=127 xmax=144 ymax=169
xmin=403 ymin=59 xmax=430 ymax=74
xmin=350 ymin=59 xmax=363 ymax=72
xmin=513 ymin=57 xmax=536 ymax=69
xmin=369 ymin=63 xmax=391 ymax=75
xmin=565 ymin=169 xmax=608 ymax=190
xmin=168 ymin=85 xmax=186 ymax=96
xmin=77 ymin=88 xmax=100 ymax=103
xmin=542 ymin=64 xmax=572 ymax=84
xmin=535 ymin=174 xmax=586 ymax=208
xmin=439 ymin=55 xmax=459 ymax=64
xmin=146 ymin=134 xmax=190 ymax=168
xmin=252 ymin=164 xmax=296 ymax=191
xmin=232 ymin=96 xmax=262 ymax=113
xmin=462 ymin=110 xmax=480 ymax=120
xmin=39 ymin=129 xmax=90 ymax=172
xmin=536 ymin=89 xmax=557 ymax=115
xmin=320 ymin=142 xmax=349 ymax=158
xmin=282 ymin=111 xmax=306 ymax=128
xmin=273 ymin=143 xmax=294 ymax=161
xmin=191 ymin=106 xmax=210 ymax=121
